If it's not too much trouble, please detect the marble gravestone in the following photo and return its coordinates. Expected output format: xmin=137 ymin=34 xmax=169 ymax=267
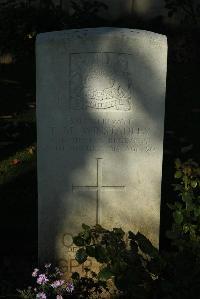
xmin=36 ymin=28 xmax=167 ymax=276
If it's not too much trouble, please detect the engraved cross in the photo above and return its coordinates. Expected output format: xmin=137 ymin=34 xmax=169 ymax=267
xmin=72 ymin=158 xmax=126 ymax=225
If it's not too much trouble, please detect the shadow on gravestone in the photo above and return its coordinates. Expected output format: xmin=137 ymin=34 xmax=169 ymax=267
xmin=36 ymin=27 xmax=167 ymax=277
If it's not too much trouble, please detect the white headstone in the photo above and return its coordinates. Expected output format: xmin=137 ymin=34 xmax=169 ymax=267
xmin=36 ymin=27 xmax=167 ymax=276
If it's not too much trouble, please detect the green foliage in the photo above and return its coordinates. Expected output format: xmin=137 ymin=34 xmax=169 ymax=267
xmin=71 ymin=159 xmax=200 ymax=298
xmin=72 ymin=224 xmax=162 ymax=298
xmin=18 ymin=288 xmax=35 ymax=299
xmin=165 ymin=0 xmax=200 ymax=25
xmin=72 ymin=271 xmax=109 ymax=298
xmin=159 ymin=159 xmax=200 ymax=299
xmin=167 ymin=159 xmax=200 ymax=250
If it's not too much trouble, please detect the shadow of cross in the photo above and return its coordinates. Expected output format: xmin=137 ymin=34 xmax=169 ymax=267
xmin=72 ymin=158 xmax=126 ymax=225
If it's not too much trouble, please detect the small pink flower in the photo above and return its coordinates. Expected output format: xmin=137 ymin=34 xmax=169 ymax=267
xmin=32 ymin=268 xmax=39 ymax=277
xmin=51 ymin=280 xmax=65 ymax=288
xmin=56 ymin=295 xmax=63 ymax=299
xmin=66 ymin=282 xmax=74 ymax=293
xmin=36 ymin=292 xmax=46 ymax=299
xmin=37 ymin=274 xmax=49 ymax=285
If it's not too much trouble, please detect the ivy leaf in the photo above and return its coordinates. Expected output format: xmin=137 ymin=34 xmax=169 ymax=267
xmin=71 ymin=272 xmax=80 ymax=280
xmin=182 ymin=192 xmax=192 ymax=203
xmin=135 ymin=232 xmax=158 ymax=258
xmin=73 ymin=236 xmax=85 ymax=246
xmin=81 ymin=230 xmax=91 ymax=244
xmin=98 ymin=267 xmax=113 ymax=281
xmin=75 ymin=248 xmax=88 ymax=264
xmin=175 ymin=159 xmax=181 ymax=169
xmin=194 ymin=208 xmax=200 ymax=218
xmin=130 ymin=239 xmax=138 ymax=253
xmin=95 ymin=245 xmax=108 ymax=263
xmin=191 ymin=180 xmax=198 ymax=188
xmin=128 ymin=231 xmax=136 ymax=240
xmin=113 ymin=228 xmax=125 ymax=238
xmin=110 ymin=261 xmax=124 ymax=274
xmin=86 ymin=245 xmax=96 ymax=257
xmin=82 ymin=223 xmax=90 ymax=230
xmin=173 ymin=210 xmax=183 ymax=224
xmin=183 ymin=224 xmax=189 ymax=233
xmin=174 ymin=170 xmax=182 ymax=178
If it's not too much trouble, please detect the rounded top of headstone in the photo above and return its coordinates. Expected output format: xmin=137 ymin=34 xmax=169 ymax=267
xmin=36 ymin=27 xmax=167 ymax=45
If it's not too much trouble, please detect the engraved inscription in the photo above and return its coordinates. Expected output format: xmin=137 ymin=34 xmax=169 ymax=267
xmin=63 ymin=233 xmax=73 ymax=247
xmin=72 ymin=158 xmax=126 ymax=224
xmin=63 ymin=233 xmax=77 ymax=253
xmin=70 ymin=53 xmax=133 ymax=111
xmin=50 ymin=117 xmax=156 ymax=153
xmin=60 ymin=231 xmax=94 ymax=276
xmin=58 ymin=258 xmax=93 ymax=274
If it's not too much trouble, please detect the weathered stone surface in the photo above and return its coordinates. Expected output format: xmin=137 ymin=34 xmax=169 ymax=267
xmin=36 ymin=27 xmax=167 ymax=276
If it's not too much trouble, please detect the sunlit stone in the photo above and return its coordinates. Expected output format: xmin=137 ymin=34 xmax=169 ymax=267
xmin=36 ymin=28 xmax=167 ymax=277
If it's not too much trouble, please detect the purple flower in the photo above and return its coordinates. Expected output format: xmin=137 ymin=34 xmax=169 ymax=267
xmin=32 ymin=268 xmax=39 ymax=277
xmin=66 ymin=282 xmax=74 ymax=293
xmin=36 ymin=292 xmax=46 ymax=299
xmin=51 ymin=280 xmax=65 ymax=288
xmin=56 ymin=295 xmax=63 ymax=299
xmin=37 ymin=274 xmax=49 ymax=285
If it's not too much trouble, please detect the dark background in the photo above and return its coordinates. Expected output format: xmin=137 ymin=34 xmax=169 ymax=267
xmin=0 ymin=0 xmax=199 ymax=296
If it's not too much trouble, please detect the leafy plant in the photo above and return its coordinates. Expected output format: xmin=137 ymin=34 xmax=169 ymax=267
xmin=72 ymin=271 xmax=110 ymax=299
xmin=167 ymin=159 xmax=200 ymax=251
xmin=72 ymin=224 xmax=163 ymax=298
xmin=72 ymin=160 xmax=200 ymax=298
xmin=157 ymin=159 xmax=200 ymax=299
xmin=15 ymin=159 xmax=200 ymax=298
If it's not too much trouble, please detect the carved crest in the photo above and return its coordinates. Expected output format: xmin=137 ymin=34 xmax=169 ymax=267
xmin=70 ymin=53 xmax=133 ymax=111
